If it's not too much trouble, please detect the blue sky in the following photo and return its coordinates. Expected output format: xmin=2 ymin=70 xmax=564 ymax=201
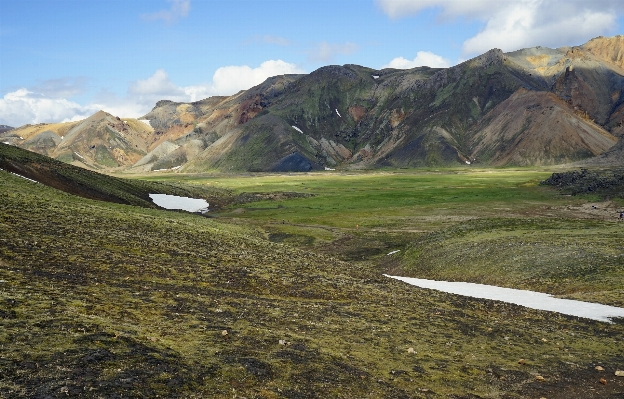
xmin=1 ymin=0 xmax=623 ymax=127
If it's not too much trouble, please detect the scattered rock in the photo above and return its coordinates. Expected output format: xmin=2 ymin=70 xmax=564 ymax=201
xmin=221 ymin=330 xmax=228 ymax=336
xmin=599 ymin=377 xmax=607 ymax=385
xmin=407 ymin=347 xmax=415 ymax=354
xmin=595 ymin=366 xmax=605 ymax=371
xmin=535 ymin=375 xmax=545 ymax=381
xmin=615 ymin=370 xmax=624 ymax=377
xmin=518 ymin=359 xmax=526 ymax=365
xmin=279 ymin=339 xmax=286 ymax=345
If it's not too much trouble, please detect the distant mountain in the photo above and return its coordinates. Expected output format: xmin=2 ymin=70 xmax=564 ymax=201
xmin=1 ymin=112 xmax=154 ymax=170
xmin=0 ymin=125 xmax=13 ymax=134
xmin=3 ymin=36 xmax=623 ymax=171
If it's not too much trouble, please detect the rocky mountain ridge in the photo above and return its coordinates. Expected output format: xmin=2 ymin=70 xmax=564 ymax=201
xmin=2 ymin=36 xmax=623 ymax=172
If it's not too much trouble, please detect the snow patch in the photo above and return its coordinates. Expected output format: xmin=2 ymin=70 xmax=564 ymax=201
xmin=150 ymin=193 xmax=209 ymax=213
xmin=11 ymin=172 xmax=38 ymax=183
xmin=139 ymin=119 xmax=152 ymax=127
xmin=324 ymin=167 xmax=335 ymax=171
xmin=372 ymin=75 xmax=380 ymax=79
xmin=291 ymin=125 xmax=304 ymax=134
xmin=465 ymin=161 xmax=471 ymax=165
xmin=2 ymin=142 xmax=9 ymax=145
xmin=335 ymin=109 xmax=342 ymax=117
xmin=387 ymin=250 xmax=400 ymax=256
xmin=73 ymin=152 xmax=84 ymax=159
xmin=153 ymin=165 xmax=181 ymax=172
xmin=384 ymin=275 xmax=624 ymax=323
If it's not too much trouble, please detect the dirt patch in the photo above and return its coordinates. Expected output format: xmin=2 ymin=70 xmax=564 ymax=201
xmin=348 ymin=105 xmax=366 ymax=122
xmin=389 ymin=108 xmax=406 ymax=128
xmin=561 ymin=201 xmax=623 ymax=220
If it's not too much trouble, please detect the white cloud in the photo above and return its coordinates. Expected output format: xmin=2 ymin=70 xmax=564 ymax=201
xmin=308 ymin=41 xmax=359 ymax=62
xmin=142 ymin=0 xmax=191 ymax=25
xmin=205 ymin=60 xmax=306 ymax=97
xmin=0 ymin=89 xmax=99 ymax=127
xmin=129 ymin=69 xmax=188 ymax=100
xmin=382 ymin=51 xmax=451 ymax=69
xmin=0 ymin=61 xmax=306 ymax=126
xmin=376 ymin=0 xmax=624 ymax=56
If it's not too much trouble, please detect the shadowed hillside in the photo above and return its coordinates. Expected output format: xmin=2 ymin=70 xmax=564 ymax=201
xmin=0 ymin=143 xmax=230 ymax=208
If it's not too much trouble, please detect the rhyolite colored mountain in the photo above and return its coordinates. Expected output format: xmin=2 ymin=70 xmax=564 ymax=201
xmin=3 ymin=36 xmax=623 ymax=172
xmin=1 ymin=113 xmax=155 ymax=170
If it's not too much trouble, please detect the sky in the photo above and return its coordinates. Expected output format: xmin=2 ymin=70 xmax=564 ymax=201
xmin=1 ymin=0 xmax=623 ymax=127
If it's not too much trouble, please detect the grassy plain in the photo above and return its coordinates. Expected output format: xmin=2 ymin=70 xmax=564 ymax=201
xmin=2 ymin=166 xmax=624 ymax=398
xmin=143 ymin=168 xmax=624 ymax=307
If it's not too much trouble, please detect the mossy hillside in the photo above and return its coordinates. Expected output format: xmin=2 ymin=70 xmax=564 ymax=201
xmin=0 ymin=143 xmax=231 ymax=208
xmin=95 ymin=144 xmax=119 ymax=168
xmin=3 ymin=170 xmax=624 ymax=398
xmin=183 ymin=115 xmax=321 ymax=173
xmin=391 ymin=217 xmax=624 ymax=307
xmin=265 ymin=65 xmax=446 ymax=159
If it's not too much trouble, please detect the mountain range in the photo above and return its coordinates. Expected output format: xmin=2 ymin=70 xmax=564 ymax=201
xmin=2 ymin=36 xmax=623 ymax=172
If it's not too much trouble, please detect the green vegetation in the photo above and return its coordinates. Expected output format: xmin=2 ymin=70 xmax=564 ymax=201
xmin=95 ymin=145 xmax=119 ymax=168
xmin=0 ymin=143 xmax=231 ymax=208
xmin=196 ymin=168 xmax=562 ymax=229
xmin=2 ymin=161 xmax=624 ymax=398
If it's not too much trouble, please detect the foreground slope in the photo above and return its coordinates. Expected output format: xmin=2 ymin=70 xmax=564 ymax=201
xmin=1 ymin=169 xmax=624 ymax=398
xmin=0 ymin=143 xmax=230 ymax=208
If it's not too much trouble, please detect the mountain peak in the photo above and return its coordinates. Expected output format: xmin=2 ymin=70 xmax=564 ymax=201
xmin=581 ymin=35 xmax=624 ymax=70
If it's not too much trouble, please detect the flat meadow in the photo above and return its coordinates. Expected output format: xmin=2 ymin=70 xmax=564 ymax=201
xmin=141 ymin=168 xmax=624 ymax=304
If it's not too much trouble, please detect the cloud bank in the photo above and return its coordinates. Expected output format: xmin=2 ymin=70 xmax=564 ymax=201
xmin=376 ymin=0 xmax=624 ymax=56
xmin=382 ymin=51 xmax=451 ymax=69
xmin=0 ymin=89 xmax=98 ymax=127
xmin=0 ymin=60 xmax=305 ymax=127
